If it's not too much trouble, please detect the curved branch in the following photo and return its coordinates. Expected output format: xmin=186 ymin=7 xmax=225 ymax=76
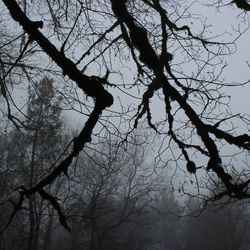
xmin=232 ymin=0 xmax=250 ymax=11
xmin=2 ymin=0 xmax=114 ymax=230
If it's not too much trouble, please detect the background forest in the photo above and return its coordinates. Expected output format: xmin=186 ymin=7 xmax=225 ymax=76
xmin=1 ymin=77 xmax=250 ymax=250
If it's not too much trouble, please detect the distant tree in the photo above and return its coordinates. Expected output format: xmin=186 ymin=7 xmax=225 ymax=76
xmin=150 ymin=190 xmax=184 ymax=250
xmin=0 ymin=77 xmax=65 ymax=250
xmin=108 ymin=189 xmax=184 ymax=250
xmin=65 ymin=133 xmax=159 ymax=250
xmin=0 ymin=127 xmax=29 ymax=250
xmin=24 ymin=77 xmax=64 ymax=250
xmin=182 ymin=199 xmax=250 ymax=250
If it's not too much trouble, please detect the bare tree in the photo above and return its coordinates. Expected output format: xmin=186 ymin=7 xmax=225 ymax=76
xmin=1 ymin=0 xmax=250 ymax=231
xmin=64 ymin=133 xmax=158 ymax=250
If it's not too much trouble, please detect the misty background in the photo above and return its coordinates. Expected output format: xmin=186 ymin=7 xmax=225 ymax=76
xmin=1 ymin=1 xmax=250 ymax=250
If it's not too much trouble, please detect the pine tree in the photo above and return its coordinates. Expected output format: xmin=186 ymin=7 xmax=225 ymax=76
xmin=24 ymin=77 xmax=63 ymax=250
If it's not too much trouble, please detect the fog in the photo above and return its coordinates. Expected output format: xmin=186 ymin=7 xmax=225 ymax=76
xmin=1 ymin=1 xmax=250 ymax=250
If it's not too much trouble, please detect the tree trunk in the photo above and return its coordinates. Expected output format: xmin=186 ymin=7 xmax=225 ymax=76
xmin=27 ymin=129 xmax=38 ymax=250
xmin=42 ymin=206 xmax=54 ymax=250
